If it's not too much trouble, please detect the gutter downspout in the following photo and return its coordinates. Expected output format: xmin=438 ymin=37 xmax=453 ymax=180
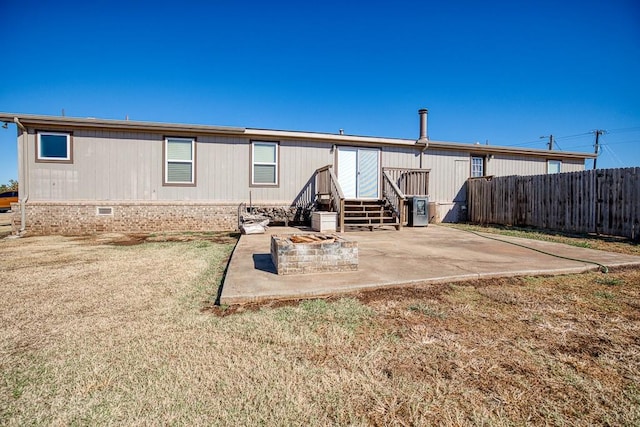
xmin=14 ymin=117 xmax=28 ymax=235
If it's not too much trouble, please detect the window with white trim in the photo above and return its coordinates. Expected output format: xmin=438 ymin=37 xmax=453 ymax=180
xmin=547 ymin=160 xmax=561 ymax=174
xmin=251 ymin=141 xmax=278 ymax=185
xmin=37 ymin=132 xmax=72 ymax=162
xmin=165 ymin=137 xmax=195 ymax=185
xmin=471 ymin=156 xmax=484 ymax=177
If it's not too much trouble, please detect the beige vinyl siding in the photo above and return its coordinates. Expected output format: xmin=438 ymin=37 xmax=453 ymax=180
xmin=26 ymin=131 xmax=334 ymax=203
xmin=248 ymin=140 xmax=333 ymax=203
xmin=416 ymin=149 xmax=468 ymax=222
xmin=23 ymin=126 xmax=587 ymax=209
xmin=380 ymin=146 xmax=421 ymax=169
xmin=489 ymin=155 xmax=548 ymax=176
xmin=195 ymin=135 xmax=247 ymax=201
xmin=422 ymin=149 xmax=469 ymax=202
xmin=488 ymin=155 xmax=585 ymax=176
xmin=561 ymin=159 xmax=586 ymax=173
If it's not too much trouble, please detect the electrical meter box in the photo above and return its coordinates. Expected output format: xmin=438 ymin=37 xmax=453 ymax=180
xmin=408 ymin=196 xmax=429 ymax=227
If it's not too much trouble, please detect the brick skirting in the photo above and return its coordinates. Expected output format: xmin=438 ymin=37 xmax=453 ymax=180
xmin=10 ymin=201 xmax=253 ymax=235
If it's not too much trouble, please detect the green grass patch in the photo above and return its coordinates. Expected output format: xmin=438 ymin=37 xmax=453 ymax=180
xmin=594 ymin=290 xmax=615 ymax=300
xmin=408 ymin=303 xmax=446 ymax=318
xmin=596 ymin=276 xmax=624 ymax=286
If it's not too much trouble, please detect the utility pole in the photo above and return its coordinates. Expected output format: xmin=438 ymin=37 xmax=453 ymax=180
xmin=540 ymin=134 xmax=554 ymax=150
xmin=593 ymin=130 xmax=604 ymax=170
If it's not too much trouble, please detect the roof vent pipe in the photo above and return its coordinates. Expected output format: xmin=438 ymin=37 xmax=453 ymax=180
xmin=417 ymin=108 xmax=429 ymax=147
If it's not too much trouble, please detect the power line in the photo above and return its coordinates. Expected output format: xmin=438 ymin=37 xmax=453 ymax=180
xmin=504 ymin=127 xmax=638 ymax=149
xmin=602 ymin=139 xmax=640 ymax=145
xmin=513 ymin=131 xmax=592 ymax=148
xmin=601 ymin=143 xmax=625 ymax=167
xmin=559 ymin=143 xmax=601 ymax=150
xmin=555 ymin=132 xmax=592 ymax=140
xmin=606 ymin=126 xmax=640 ymax=134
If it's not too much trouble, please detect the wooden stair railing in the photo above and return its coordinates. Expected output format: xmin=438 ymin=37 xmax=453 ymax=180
xmin=382 ymin=169 xmax=406 ymax=230
xmin=315 ymin=165 xmax=345 ymax=231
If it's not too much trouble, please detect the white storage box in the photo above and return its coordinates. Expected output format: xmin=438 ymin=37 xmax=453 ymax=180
xmin=311 ymin=212 xmax=337 ymax=232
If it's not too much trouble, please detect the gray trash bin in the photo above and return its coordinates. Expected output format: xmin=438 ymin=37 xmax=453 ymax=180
xmin=408 ymin=196 xmax=429 ymax=227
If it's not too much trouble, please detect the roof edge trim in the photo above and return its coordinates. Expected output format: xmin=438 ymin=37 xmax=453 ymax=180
xmin=0 ymin=113 xmax=246 ymax=134
xmin=0 ymin=112 xmax=596 ymax=159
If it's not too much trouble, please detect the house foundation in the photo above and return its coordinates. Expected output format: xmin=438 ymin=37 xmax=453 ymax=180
xmin=10 ymin=201 xmax=243 ymax=235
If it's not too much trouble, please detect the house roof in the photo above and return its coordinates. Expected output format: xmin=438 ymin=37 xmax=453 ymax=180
xmin=0 ymin=112 xmax=596 ymax=160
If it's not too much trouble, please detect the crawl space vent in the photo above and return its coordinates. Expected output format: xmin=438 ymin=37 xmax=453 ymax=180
xmin=97 ymin=207 xmax=114 ymax=216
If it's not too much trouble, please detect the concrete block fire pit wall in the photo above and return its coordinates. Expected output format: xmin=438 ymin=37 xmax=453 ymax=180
xmin=270 ymin=234 xmax=358 ymax=275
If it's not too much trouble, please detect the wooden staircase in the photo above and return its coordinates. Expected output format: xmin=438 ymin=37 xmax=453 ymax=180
xmin=315 ymin=165 xmax=429 ymax=232
xmin=342 ymin=199 xmax=400 ymax=231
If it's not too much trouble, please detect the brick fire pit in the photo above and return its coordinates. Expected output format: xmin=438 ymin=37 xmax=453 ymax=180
xmin=270 ymin=233 xmax=358 ymax=275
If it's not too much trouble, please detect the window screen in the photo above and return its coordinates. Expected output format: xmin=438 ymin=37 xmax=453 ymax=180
xmin=165 ymin=138 xmax=195 ymax=184
xmin=252 ymin=142 xmax=278 ymax=185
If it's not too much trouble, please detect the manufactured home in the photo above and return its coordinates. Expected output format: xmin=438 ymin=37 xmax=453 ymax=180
xmin=0 ymin=110 xmax=595 ymax=235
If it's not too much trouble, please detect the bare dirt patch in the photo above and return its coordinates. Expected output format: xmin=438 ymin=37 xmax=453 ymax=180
xmin=72 ymin=231 xmax=240 ymax=246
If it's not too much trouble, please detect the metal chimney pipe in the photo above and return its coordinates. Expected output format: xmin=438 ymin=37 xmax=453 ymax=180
xmin=417 ymin=108 xmax=429 ymax=145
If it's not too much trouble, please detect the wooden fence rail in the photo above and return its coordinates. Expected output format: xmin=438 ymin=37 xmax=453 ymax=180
xmin=467 ymin=167 xmax=640 ymax=241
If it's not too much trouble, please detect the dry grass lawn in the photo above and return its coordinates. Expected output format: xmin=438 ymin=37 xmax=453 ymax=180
xmin=1 ymin=232 xmax=639 ymax=425
xmin=0 ymin=212 xmax=12 ymax=239
xmin=447 ymin=223 xmax=640 ymax=256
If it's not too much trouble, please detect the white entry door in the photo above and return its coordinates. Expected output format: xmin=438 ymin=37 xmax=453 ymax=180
xmin=337 ymin=147 xmax=380 ymax=199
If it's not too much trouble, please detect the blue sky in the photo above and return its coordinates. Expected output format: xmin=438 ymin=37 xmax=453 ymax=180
xmin=1 ymin=0 xmax=639 ymax=185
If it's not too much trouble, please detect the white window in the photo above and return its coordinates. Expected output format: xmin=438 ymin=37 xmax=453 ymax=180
xmin=547 ymin=160 xmax=561 ymax=174
xmin=37 ymin=132 xmax=72 ymax=162
xmin=165 ymin=137 xmax=195 ymax=185
xmin=471 ymin=156 xmax=484 ymax=177
xmin=251 ymin=141 xmax=278 ymax=186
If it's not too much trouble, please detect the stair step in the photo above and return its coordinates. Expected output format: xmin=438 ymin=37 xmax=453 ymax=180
xmin=344 ymin=200 xmax=385 ymax=205
xmin=343 ymin=217 xmax=398 ymax=224
xmin=344 ymin=215 xmax=395 ymax=220
xmin=344 ymin=208 xmax=393 ymax=212
xmin=344 ymin=212 xmax=394 ymax=217
xmin=344 ymin=206 xmax=385 ymax=212
xmin=336 ymin=199 xmax=401 ymax=231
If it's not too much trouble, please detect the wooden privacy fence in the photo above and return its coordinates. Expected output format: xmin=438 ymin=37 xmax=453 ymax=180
xmin=467 ymin=167 xmax=640 ymax=241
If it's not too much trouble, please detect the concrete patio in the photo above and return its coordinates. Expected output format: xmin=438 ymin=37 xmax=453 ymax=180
xmin=219 ymin=225 xmax=640 ymax=305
